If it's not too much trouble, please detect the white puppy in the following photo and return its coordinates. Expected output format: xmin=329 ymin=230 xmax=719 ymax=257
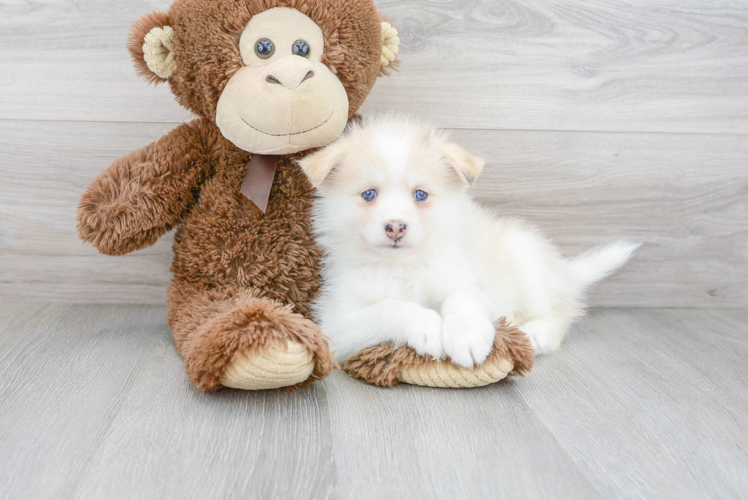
xmin=299 ymin=116 xmax=638 ymax=367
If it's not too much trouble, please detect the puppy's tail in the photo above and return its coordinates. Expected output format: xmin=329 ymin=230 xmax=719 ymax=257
xmin=569 ymin=241 xmax=640 ymax=293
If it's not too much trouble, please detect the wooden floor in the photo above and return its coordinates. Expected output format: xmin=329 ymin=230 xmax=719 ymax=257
xmin=1 ymin=304 xmax=746 ymax=499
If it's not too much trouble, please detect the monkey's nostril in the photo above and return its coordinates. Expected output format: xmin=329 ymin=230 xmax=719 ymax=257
xmin=301 ymin=70 xmax=315 ymax=83
xmin=265 ymin=75 xmax=281 ymax=85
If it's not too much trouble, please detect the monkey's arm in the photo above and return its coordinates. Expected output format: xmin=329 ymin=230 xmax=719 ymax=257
xmin=77 ymin=118 xmax=218 ymax=256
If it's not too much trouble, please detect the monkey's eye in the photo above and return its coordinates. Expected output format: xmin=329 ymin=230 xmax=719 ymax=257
xmin=255 ymin=38 xmax=275 ymax=59
xmin=292 ymin=39 xmax=310 ymax=58
xmin=361 ymin=189 xmax=378 ymax=202
xmin=414 ymin=190 xmax=429 ymax=202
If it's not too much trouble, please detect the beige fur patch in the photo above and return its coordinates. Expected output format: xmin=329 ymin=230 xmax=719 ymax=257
xmin=142 ymin=26 xmax=176 ymax=79
xmin=380 ymin=22 xmax=400 ymax=67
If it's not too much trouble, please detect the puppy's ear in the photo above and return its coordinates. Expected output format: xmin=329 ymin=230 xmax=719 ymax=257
xmin=441 ymin=142 xmax=486 ymax=187
xmin=297 ymin=143 xmax=344 ymax=188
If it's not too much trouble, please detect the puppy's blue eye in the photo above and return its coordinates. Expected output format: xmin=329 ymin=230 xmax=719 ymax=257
xmin=414 ymin=190 xmax=429 ymax=202
xmin=362 ymin=189 xmax=378 ymax=202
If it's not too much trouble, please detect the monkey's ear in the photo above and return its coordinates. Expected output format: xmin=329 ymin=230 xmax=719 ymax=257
xmin=441 ymin=142 xmax=486 ymax=187
xmin=127 ymin=12 xmax=175 ymax=84
xmin=297 ymin=143 xmax=345 ymax=188
xmin=379 ymin=17 xmax=400 ymax=76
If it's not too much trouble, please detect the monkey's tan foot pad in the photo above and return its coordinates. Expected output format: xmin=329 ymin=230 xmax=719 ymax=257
xmin=220 ymin=341 xmax=315 ymax=390
xmin=343 ymin=319 xmax=535 ymax=388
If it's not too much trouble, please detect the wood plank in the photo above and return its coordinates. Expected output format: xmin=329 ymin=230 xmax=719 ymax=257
xmin=0 ymin=0 xmax=191 ymax=124
xmin=72 ymin=328 xmax=336 ymax=500
xmin=521 ymin=308 xmax=748 ymax=498
xmin=1 ymin=0 xmax=747 ymax=133
xmin=1 ymin=119 xmax=745 ymax=307
xmin=0 ymin=305 xmax=165 ymax=499
xmin=453 ymin=129 xmax=748 ymax=308
xmin=0 ymin=304 xmax=58 ymax=370
xmin=325 ymin=370 xmax=602 ymax=499
xmin=0 ymin=304 xmax=337 ymax=499
xmin=364 ymin=0 xmax=748 ymax=133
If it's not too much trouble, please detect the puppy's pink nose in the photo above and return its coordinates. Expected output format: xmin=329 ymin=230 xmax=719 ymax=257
xmin=385 ymin=221 xmax=407 ymax=241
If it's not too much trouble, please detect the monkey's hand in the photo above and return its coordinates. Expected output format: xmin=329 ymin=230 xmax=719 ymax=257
xmin=77 ymin=119 xmax=217 ymax=256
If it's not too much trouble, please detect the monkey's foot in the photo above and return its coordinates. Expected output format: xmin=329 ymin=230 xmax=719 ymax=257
xmin=183 ymin=297 xmax=333 ymax=392
xmin=220 ymin=341 xmax=315 ymax=390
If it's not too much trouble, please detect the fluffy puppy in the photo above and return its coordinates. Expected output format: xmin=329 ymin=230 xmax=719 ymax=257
xmin=299 ymin=116 xmax=638 ymax=367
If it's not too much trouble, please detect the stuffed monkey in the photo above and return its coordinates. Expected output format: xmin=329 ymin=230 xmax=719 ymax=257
xmin=77 ymin=0 xmax=400 ymax=392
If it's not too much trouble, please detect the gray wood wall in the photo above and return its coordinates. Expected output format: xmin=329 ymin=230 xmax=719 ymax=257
xmin=1 ymin=0 xmax=746 ymax=307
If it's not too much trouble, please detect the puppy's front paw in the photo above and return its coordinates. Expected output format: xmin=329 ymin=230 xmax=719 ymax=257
xmin=520 ymin=321 xmax=554 ymax=355
xmin=405 ymin=309 xmax=443 ymax=360
xmin=442 ymin=314 xmax=495 ymax=368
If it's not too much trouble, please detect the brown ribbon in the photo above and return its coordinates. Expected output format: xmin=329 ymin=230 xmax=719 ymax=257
xmin=240 ymin=154 xmax=279 ymax=214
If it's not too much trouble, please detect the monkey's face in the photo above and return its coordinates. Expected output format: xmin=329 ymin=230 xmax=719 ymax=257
xmin=215 ymin=8 xmax=349 ymax=155
xmin=129 ymin=0 xmax=398 ymax=155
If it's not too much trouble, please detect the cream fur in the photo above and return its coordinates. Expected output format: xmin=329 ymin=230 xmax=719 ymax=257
xmin=142 ymin=26 xmax=176 ymax=79
xmin=216 ymin=8 xmax=349 ymax=155
xmin=300 ymin=116 xmax=639 ymax=367
xmin=380 ymin=22 xmax=400 ymax=67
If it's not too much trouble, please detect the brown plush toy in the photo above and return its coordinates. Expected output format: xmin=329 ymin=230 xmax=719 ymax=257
xmin=344 ymin=319 xmax=535 ymax=388
xmin=77 ymin=0 xmax=400 ymax=392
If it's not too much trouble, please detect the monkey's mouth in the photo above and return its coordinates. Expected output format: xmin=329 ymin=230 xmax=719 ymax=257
xmin=242 ymin=111 xmax=334 ymax=137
